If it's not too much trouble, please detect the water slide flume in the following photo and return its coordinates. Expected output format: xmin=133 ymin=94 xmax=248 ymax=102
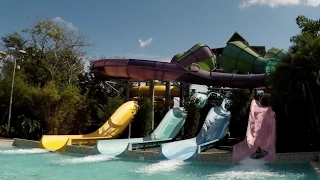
xmin=221 ymin=41 xmax=287 ymax=74
xmin=130 ymin=84 xmax=180 ymax=97
xmin=130 ymin=84 xmax=180 ymax=109
xmin=92 ymin=59 xmax=268 ymax=89
xmin=94 ymin=107 xmax=186 ymax=156
xmin=232 ymin=99 xmax=276 ymax=162
xmin=94 ymin=92 xmax=213 ymax=157
xmin=91 ymin=40 xmax=287 ymax=89
xmin=39 ymin=101 xmax=138 ymax=152
xmin=158 ymin=99 xmax=231 ymax=161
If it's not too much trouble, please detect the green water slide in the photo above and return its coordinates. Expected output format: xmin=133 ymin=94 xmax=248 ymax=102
xmin=221 ymin=41 xmax=287 ymax=74
xmin=172 ymin=44 xmax=216 ymax=71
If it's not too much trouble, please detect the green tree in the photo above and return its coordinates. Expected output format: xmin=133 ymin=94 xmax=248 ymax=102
xmin=0 ymin=17 xmax=92 ymax=137
xmin=22 ymin=18 xmax=90 ymax=85
xmin=100 ymin=96 xmax=124 ymax=125
xmin=76 ymin=71 xmax=129 ymax=133
xmin=228 ymin=89 xmax=253 ymax=123
xmin=227 ymin=89 xmax=253 ymax=140
xmin=131 ymin=94 xmax=153 ymax=138
xmin=183 ymin=97 xmax=200 ymax=139
xmin=269 ymin=15 xmax=320 ymax=152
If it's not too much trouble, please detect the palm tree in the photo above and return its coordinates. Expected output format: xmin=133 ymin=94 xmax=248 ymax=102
xmin=268 ymin=31 xmax=320 ymax=151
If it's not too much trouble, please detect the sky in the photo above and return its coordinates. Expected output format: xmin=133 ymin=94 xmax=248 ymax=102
xmin=0 ymin=0 xmax=319 ymax=62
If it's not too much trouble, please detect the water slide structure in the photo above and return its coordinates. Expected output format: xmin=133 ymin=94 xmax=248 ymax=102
xmin=38 ymin=101 xmax=138 ymax=152
xmin=130 ymin=83 xmax=180 ymax=109
xmin=94 ymin=92 xmax=210 ymax=157
xmin=158 ymin=99 xmax=231 ymax=161
xmin=92 ymin=42 xmax=286 ymax=89
xmin=90 ymin=41 xmax=285 ymax=160
xmin=39 ymin=40 xmax=284 ymax=153
xmin=94 ymin=107 xmax=186 ymax=156
xmin=232 ymin=99 xmax=276 ymax=162
xmin=221 ymin=41 xmax=287 ymax=74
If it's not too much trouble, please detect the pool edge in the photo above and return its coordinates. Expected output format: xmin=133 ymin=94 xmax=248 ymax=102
xmin=7 ymin=138 xmax=320 ymax=163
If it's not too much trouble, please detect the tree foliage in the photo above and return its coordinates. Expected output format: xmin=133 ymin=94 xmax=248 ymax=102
xmin=228 ymin=89 xmax=253 ymax=122
xmin=227 ymin=89 xmax=253 ymax=140
xmin=131 ymin=94 xmax=153 ymax=138
xmin=0 ymin=18 xmax=113 ymax=138
xmin=269 ymin=15 xmax=320 ymax=152
xmin=182 ymin=97 xmax=200 ymax=139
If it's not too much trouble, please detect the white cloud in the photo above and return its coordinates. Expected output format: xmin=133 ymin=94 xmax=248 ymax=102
xmin=239 ymin=0 xmax=320 ymax=8
xmin=304 ymin=0 xmax=320 ymax=6
xmin=52 ymin=17 xmax=78 ymax=31
xmin=138 ymin=38 xmax=153 ymax=48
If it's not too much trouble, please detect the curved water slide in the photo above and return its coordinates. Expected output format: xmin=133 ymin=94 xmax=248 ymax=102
xmin=91 ymin=43 xmax=269 ymax=89
xmin=94 ymin=107 xmax=186 ymax=156
xmin=130 ymin=84 xmax=180 ymax=97
xmin=171 ymin=43 xmax=216 ymax=71
xmin=221 ymin=41 xmax=287 ymax=74
xmin=159 ymin=99 xmax=231 ymax=161
xmin=92 ymin=60 xmax=268 ymax=89
xmin=130 ymin=84 xmax=179 ymax=109
xmin=39 ymin=101 xmax=138 ymax=152
xmin=94 ymin=92 xmax=211 ymax=157
xmin=232 ymin=100 xmax=276 ymax=162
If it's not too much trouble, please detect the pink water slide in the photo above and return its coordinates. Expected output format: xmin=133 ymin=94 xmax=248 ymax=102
xmin=232 ymin=99 xmax=276 ymax=162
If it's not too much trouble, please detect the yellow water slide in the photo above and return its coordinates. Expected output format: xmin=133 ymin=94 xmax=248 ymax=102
xmin=130 ymin=83 xmax=180 ymax=109
xmin=38 ymin=101 xmax=138 ymax=152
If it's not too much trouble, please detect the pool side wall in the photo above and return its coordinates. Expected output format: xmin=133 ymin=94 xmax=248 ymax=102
xmin=8 ymin=138 xmax=320 ymax=163
xmin=0 ymin=139 xmax=14 ymax=147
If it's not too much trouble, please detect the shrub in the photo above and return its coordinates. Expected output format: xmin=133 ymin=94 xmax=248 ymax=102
xmin=228 ymin=89 xmax=253 ymax=122
xmin=183 ymin=97 xmax=200 ymax=139
xmin=100 ymin=95 xmax=124 ymax=125
xmin=227 ymin=89 xmax=254 ymax=140
xmin=131 ymin=94 xmax=153 ymax=137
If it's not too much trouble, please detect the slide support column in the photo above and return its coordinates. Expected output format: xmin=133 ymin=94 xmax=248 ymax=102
xmin=179 ymin=83 xmax=185 ymax=107
xmin=125 ymin=81 xmax=130 ymax=102
xmin=150 ymin=80 xmax=155 ymax=130
xmin=165 ymin=81 xmax=171 ymax=113
xmin=185 ymin=84 xmax=191 ymax=98
xmin=125 ymin=81 xmax=131 ymax=139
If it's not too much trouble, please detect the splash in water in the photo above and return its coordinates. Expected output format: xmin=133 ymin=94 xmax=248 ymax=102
xmin=0 ymin=148 xmax=49 ymax=155
xmin=207 ymin=158 xmax=306 ymax=180
xmin=134 ymin=160 xmax=188 ymax=175
xmin=52 ymin=154 xmax=116 ymax=165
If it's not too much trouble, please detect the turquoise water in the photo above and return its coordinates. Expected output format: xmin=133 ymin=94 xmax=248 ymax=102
xmin=0 ymin=147 xmax=319 ymax=180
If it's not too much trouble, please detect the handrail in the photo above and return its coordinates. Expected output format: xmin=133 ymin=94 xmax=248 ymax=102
xmin=197 ymin=139 xmax=219 ymax=153
xmin=128 ymin=139 xmax=173 ymax=150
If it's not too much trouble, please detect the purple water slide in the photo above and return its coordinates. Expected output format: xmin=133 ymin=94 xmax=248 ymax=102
xmin=91 ymin=59 xmax=269 ymax=88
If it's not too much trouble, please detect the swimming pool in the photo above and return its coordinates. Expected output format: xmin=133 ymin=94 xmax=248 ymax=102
xmin=0 ymin=147 xmax=319 ymax=180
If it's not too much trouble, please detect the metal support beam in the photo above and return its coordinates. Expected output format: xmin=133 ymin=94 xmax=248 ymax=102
xmin=125 ymin=81 xmax=131 ymax=138
xmin=125 ymin=81 xmax=130 ymax=102
xmin=165 ymin=81 xmax=171 ymax=113
xmin=185 ymin=84 xmax=191 ymax=98
xmin=149 ymin=80 xmax=155 ymax=130
xmin=179 ymin=83 xmax=185 ymax=107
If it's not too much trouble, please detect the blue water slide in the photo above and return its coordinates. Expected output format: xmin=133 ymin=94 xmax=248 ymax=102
xmin=94 ymin=107 xmax=186 ymax=156
xmin=158 ymin=99 xmax=231 ymax=161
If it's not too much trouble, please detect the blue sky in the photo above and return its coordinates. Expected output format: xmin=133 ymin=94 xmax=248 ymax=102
xmin=0 ymin=0 xmax=320 ymax=61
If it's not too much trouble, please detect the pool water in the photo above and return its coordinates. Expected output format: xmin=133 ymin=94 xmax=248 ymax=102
xmin=0 ymin=147 xmax=319 ymax=180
